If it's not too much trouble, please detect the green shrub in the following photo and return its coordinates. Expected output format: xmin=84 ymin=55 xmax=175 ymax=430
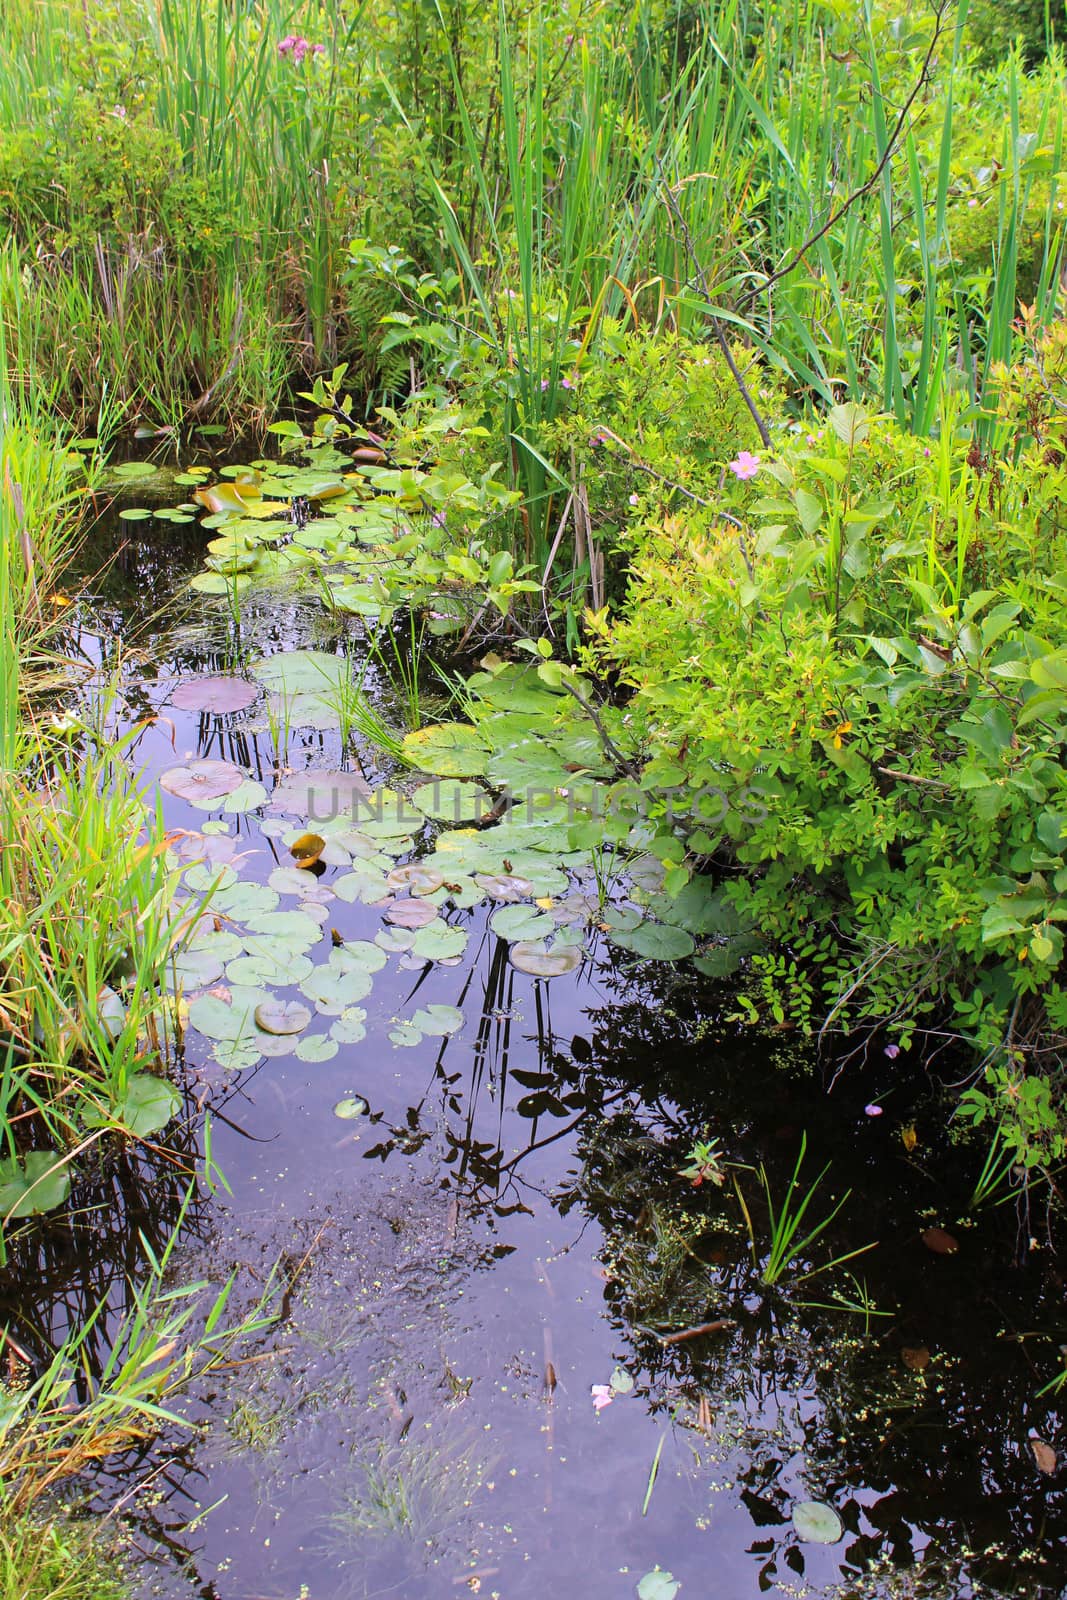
xmin=593 ymin=354 xmax=1067 ymax=1167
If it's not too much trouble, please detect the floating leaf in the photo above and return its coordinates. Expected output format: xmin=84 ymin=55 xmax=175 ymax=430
xmin=901 ymin=1346 xmax=930 ymax=1373
xmin=119 ymin=506 xmax=152 ymax=521
xmin=386 ymin=863 xmax=444 ymax=896
xmin=411 ymin=779 xmax=490 ymax=823
xmin=112 ymin=460 xmax=159 ymax=480
xmin=170 ymin=677 xmax=259 ymax=714
xmin=401 ymin=722 xmax=490 ymax=777
xmin=290 ymin=832 xmax=325 ymax=868
xmin=211 ymin=881 xmax=281 ymax=921
xmin=609 ymin=921 xmax=695 ymax=961
xmin=268 ymin=866 xmax=335 ymax=900
xmin=1031 ymin=1437 xmax=1058 ymax=1475
xmin=252 ymin=650 xmax=349 ymax=696
xmin=610 ymin=1366 xmax=634 ymax=1395
xmin=389 ymin=1022 xmax=423 ymax=1047
xmin=636 ymin=1572 xmax=680 ymax=1600
xmin=410 ymin=921 xmax=469 ymax=962
xmin=0 ymin=1151 xmax=72 ymax=1218
xmin=115 ymin=1074 xmax=181 ymax=1137
xmin=330 ymin=1008 xmax=368 ymax=1044
xmin=409 ymin=1004 xmax=464 ymax=1036
xmin=222 ymin=778 xmax=269 ymax=814
xmin=243 ymin=909 xmax=324 ymax=948
xmin=792 ymin=1501 xmax=843 ymax=1544
xmin=334 ymin=1095 xmax=369 ymax=1120
xmin=331 ymin=939 xmax=387 ymax=974
xmin=490 ymin=904 xmax=556 ymax=943
xmin=334 ymin=864 xmax=390 ymax=905
xmin=384 ymin=897 xmax=439 ymax=929
xmin=300 ymin=965 xmax=374 ymax=1014
xmin=509 ymin=941 xmax=582 ymax=978
xmin=295 ymin=1034 xmax=339 ymax=1063
xmin=160 ymin=758 xmax=248 ymax=805
xmin=921 ymin=1227 xmax=959 ymax=1255
xmin=270 ymin=768 xmax=372 ymax=817
xmin=474 ymin=872 xmax=535 ymax=903
xmin=253 ymin=1000 xmax=312 ymax=1036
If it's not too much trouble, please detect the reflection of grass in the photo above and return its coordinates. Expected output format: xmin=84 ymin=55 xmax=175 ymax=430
xmin=331 ymin=1429 xmax=486 ymax=1544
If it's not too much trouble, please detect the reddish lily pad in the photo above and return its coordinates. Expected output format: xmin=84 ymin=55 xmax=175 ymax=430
xmin=384 ymin=898 xmax=439 ymax=929
xmin=170 ymin=677 xmax=259 ymax=714
xmin=270 ymin=769 xmax=372 ymax=817
xmin=509 ymin=941 xmax=583 ymax=978
xmin=160 ymin=759 xmax=248 ymax=804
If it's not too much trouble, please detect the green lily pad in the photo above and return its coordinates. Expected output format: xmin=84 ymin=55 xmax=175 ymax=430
xmin=295 ymin=1034 xmax=339 ymax=1063
xmin=0 ymin=1151 xmax=72 ymax=1218
xmin=411 ymin=779 xmax=490 ymax=823
xmin=119 ymin=506 xmax=153 ymax=521
xmin=410 ymin=921 xmax=469 ymax=962
xmin=112 ymin=460 xmax=159 ymax=479
xmin=401 ymin=722 xmax=489 ymax=777
xmin=268 ymin=866 xmax=336 ymax=900
xmin=331 ymin=940 xmax=387 ymax=974
xmin=252 ymin=650 xmax=350 ymax=695
xmin=490 ymin=905 xmax=557 ymax=942
xmin=609 ymin=922 xmax=695 ymax=961
xmin=300 ymin=965 xmax=374 ymax=1014
xmin=409 ymin=1004 xmax=464 ymax=1036
xmin=115 ymin=1074 xmax=181 ymax=1137
xmin=253 ymin=1000 xmax=312 ymax=1036
xmin=330 ymin=1008 xmax=368 ymax=1044
xmin=334 ymin=1095 xmax=369 ymax=1119
xmin=211 ymin=881 xmax=281 ymax=922
xmin=222 ymin=779 xmax=269 ymax=814
xmin=334 ymin=864 xmax=390 ymax=904
xmin=243 ymin=910 xmax=324 ymax=948
xmin=636 ymin=1572 xmax=680 ymax=1600
xmin=375 ymin=927 xmax=417 ymax=953
xmin=226 ymin=950 xmax=314 ymax=988
xmin=792 ymin=1501 xmax=843 ymax=1544
xmin=389 ymin=1022 xmax=423 ymax=1047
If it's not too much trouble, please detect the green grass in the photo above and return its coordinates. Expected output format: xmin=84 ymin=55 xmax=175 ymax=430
xmin=0 ymin=1513 xmax=129 ymax=1600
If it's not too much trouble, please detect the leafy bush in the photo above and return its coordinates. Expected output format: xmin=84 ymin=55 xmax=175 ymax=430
xmin=592 ymin=342 xmax=1067 ymax=1166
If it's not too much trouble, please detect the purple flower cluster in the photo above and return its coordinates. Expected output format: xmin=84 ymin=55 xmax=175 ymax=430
xmin=278 ymin=35 xmax=325 ymax=63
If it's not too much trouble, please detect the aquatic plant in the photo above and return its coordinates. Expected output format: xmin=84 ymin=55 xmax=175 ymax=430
xmin=733 ymin=1134 xmax=876 ymax=1289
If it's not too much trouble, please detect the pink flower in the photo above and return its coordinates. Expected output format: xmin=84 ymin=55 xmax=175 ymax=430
xmin=864 ymin=1103 xmax=884 ymax=1117
xmin=728 ymin=451 xmax=761 ymax=481
xmin=591 ymin=1384 xmax=614 ymax=1412
xmin=561 ymin=376 xmax=574 ymax=390
xmin=628 ymin=493 xmax=640 ymax=506
xmin=884 ymin=1044 xmax=900 ymax=1059
xmin=278 ymin=34 xmax=298 ymax=52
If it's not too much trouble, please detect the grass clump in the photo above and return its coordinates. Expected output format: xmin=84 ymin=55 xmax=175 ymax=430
xmin=0 ymin=1512 xmax=129 ymax=1600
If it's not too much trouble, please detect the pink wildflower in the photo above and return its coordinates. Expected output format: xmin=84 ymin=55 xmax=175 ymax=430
xmin=278 ymin=34 xmax=298 ymax=53
xmin=628 ymin=493 xmax=640 ymax=506
xmin=884 ymin=1044 xmax=901 ymax=1060
xmin=864 ymin=1103 xmax=884 ymax=1117
xmin=591 ymin=1384 xmax=614 ymax=1412
xmin=728 ymin=450 xmax=761 ymax=481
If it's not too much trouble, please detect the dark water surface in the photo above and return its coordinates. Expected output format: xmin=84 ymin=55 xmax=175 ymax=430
xmin=6 ymin=480 xmax=1066 ymax=1600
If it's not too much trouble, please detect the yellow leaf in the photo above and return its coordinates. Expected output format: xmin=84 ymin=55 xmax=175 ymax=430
xmin=901 ymin=1124 xmax=918 ymax=1153
xmin=536 ymin=897 xmax=554 ymax=910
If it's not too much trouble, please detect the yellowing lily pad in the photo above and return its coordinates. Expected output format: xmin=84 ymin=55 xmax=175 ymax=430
xmin=510 ymin=941 xmax=583 ymax=978
xmin=401 ymin=723 xmax=490 ymax=777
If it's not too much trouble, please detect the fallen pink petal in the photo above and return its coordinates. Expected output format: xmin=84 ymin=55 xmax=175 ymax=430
xmin=865 ymin=1103 xmax=884 ymax=1117
xmin=591 ymin=1384 xmax=614 ymax=1411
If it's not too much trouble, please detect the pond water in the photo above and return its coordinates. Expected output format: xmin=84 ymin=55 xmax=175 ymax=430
xmin=5 ymin=465 xmax=1067 ymax=1600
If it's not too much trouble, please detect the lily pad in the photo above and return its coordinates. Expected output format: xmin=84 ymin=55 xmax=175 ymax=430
xmin=300 ymin=965 xmax=374 ymax=1014
xmin=330 ymin=940 xmax=387 ymax=974
xmin=243 ymin=909 xmax=324 ymax=948
xmin=410 ymin=921 xmax=469 ymax=962
xmin=0 ymin=1151 xmax=72 ymax=1218
xmin=334 ymin=864 xmax=390 ymax=904
xmin=115 ymin=1074 xmax=181 ymax=1137
xmin=411 ymin=779 xmax=490 ymax=823
xmin=509 ymin=941 xmax=583 ymax=978
xmin=389 ymin=1022 xmax=424 ymax=1047
xmin=268 ymin=866 xmax=335 ymax=900
xmin=401 ymin=723 xmax=490 ymax=777
xmin=792 ymin=1501 xmax=843 ymax=1545
xmin=170 ymin=677 xmax=259 ymax=714
xmin=384 ymin=897 xmax=439 ymax=929
xmin=295 ymin=1034 xmax=339 ymax=1063
xmin=222 ymin=779 xmax=269 ymax=814
xmin=490 ymin=905 xmax=557 ymax=943
xmin=252 ymin=650 xmax=349 ymax=696
xmin=211 ymin=881 xmax=281 ymax=922
xmin=637 ymin=1573 xmax=680 ymax=1600
xmin=289 ymin=832 xmax=326 ymax=868
xmin=160 ymin=758 xmax=248 ymax=806
xmin=270 ymin=768 xmax=372 ymax=818
xmin=386 ymin=863 xmax=445 ymax=896
xmin=330 ymin=1008 xmax=368 ymax=1044
xmin=409 ymin=1004 xmax=464 ymax=1036
xmin=334 ymin=1095 xmax=369 ymax=1120
xmin=610 ymin=922 xmax=695 ymax=961
xmin=253 ymin=1000 xmax=312 ymax=1036
xmin=473 ymin=872 xmax=536 ymax=903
